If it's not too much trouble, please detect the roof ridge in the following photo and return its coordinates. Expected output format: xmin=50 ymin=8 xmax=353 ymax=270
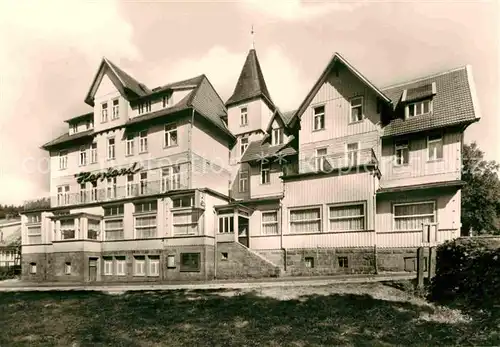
xmin=381 ymin=65 xmax=467 ymax=90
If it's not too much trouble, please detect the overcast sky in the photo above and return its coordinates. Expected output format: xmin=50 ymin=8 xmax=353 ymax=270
xmin=0 ymin=0 xmax=498 ymax=205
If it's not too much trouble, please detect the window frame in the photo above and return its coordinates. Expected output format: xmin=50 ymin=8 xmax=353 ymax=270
xmin=107 ymin=137 xmax=115 ymax=160
xmin=59 ymin=150 xmax=68 ymax=170
xmin=238 ymin=170 xmax=249 ymax=193
xmin=346 ymin=142 xmax=359 ymax=167
xmin=427 ymin=133 xmax=444 ymax=162
xmin=349 ymin=96 xmax=364 ymax=123
xmin=240 ymin=106 xmax=248 ymax=126
xmin=111 ymin=98 xmax=119 ymax=120
xmin=162 ymin=94 xmax=172 ymax=108
xmin=180 ymin=253 xmax=201 ymax=272
xmin=315 ymin=147 xmax=328 ymax=172
xmin=126 ymin=133 xmax=135 ymax=156
xmin=289 ymin=206 xmax=322 ymax=234
xmin=64 ymin=262 xmax=72 ymax=275
xmin=261 ymin=210 xmax=279 ymax=235
xmin=394 ymin=139 xmax=410 ymax=166
xmin=271 ymin=128 xmax=284 ymax=146
xmin=240 ymin=136 xmax=249 ymax=156
xmin=101 ymin=102 xmax=108 ymax=123
xmin=218 ymin=214 xmax=234 ymax=233
xmin=392 ymin=200 xmax=436 ymax=232
xmin=312 ymin=105 xmax=325 ymax=131
xmin=115 ymin=257 xmax=126 ymax=276
xmin=327 ymin=202 xmax=366 ymax=232
xmin=29 ymin=263 xmax=37 ymax=274
xmin=139 ymin=130 xmax=148 ymax=153
xmin=407 ymin=99 xmax=432 ymax=118
xmin=164 ymin=123 xmax=178 ymax=148
xmin=260 ymin=161 xmax=271 ymax=185
xmin=90 ymin=142 xmax=98 ymax=164
xmin=161 ymin=165 xmax=182 ymax=191
xmin=133 ymin=256 xmax=146 ymax=276
xmin=79 ymin=146 xmax=87 ymax=166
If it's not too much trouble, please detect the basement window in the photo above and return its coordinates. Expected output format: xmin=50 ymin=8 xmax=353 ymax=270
xmin=338 ymin=256 xmax=349 ymax=268
xmin=65 ymin=262 xmax=72 ymax=275
xmin=30 ymin=263 xmax=37 ymax=274
xmin=221 ymin=252 xmax=229 ymax=261
xmin=305 ymin=257 xmax=314 ymax=268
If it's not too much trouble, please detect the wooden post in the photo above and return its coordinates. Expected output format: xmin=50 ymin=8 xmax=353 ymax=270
xmin=417 ymin=247 xmax=425 ymax=289
xmin=428 ymin=246 xmax=436 ymax=279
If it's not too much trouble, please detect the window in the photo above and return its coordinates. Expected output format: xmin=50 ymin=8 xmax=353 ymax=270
xmin=27 ymin=213 xmax=41 ymax=224
xmin=162 ymin=165 xmax=181 ymax=191
xmin=112 ymin=99 xmax=119 ymax=120
xmin=164 ymin=123 xmax=178 ymax=147
xmin=272 ymin=128 xmax=284 ymax=146
xmin=101 ymin=102 xmax=108 ymax=122
xmin=262 ymin=211 xmax=278 ymax=235
xmin=394 ymin=201 xmax=435 ymax=231
xmin=104 ymin=219 xmax=124 ymax=240
xmin=60 ymin=219 xmax=75 ymax=239
xmin=260 ymin=161 xmax=270 ymax=184
xmin=350 ymin=97 xmax=363 ymax=123
xmin=107 ymin=138 xmax=115 ymax=160
xmin=104 ymin=205 xmax=124 ymax=216
xmin=149 ymin=256 xmax=160 ymax=276
xmin=139 ymin=172 xmax=148 ymax=195
xmin=134 ymin=256 xmax=146 ymax=276
xmin=408 ymin=99 xmax=431 ymax=118
xmin=238 ymin=170 xmax=248 ymax=192
xmin=135 ymin=215 xmax=157 ymax=239
xmin=313 ymin=105 xmax=325 ymax=131
xmin=59 ymin=150 xmax=68 ymax=170
xmin=27 ymin=225 xmax=42 ymax=244
xmin=395 ymin=140 xmax=409 ymax=166
xmin=167 ymin=254 xmax=176 ymax=268
xmin=89 ymin=181 xmax=98 ymax=202
xmin=126 ymin=134 xmax=135 ymax=156
xmin=79 ymin=183 xmax=87 ymax=203
xmin=329 ymin=204 xmax=365 ymax=231
xmin=240 ymin=137 xmax=249 ymax=156
xmin=64 ymin=262 xmax=71 ymax=275
xmin=218 ymin=215 xmax=234 ymax=233
xmin=139 ymin=130 xmax=148 ymax=153
xmin=162 ymin=94 xmax=172 ymax=108
xmin=57 ymin=185 xmax=70 ymax=206
xmin=29 ymin=263 xmax=37 ymax=274
xmin=290 ymin=207 xmax=321 ymax=233
xmin=172 ymin=195 xmax=193 ymax=208
xmin=138 ymin=101 xmax=151 ymax=115
xmin=240 ymin=107 xmax=248 ymax=126
xmin=126 ymin=174 xmax=135 ymax=196
xmin=135 ymin=201 xmax=157 ymax=214
xmin=79 ymin=146 xmax=87 ymax=166
xmin=315 ymin=148 xmax=328 ymax=172
xmin=305 ymin=257 xmax=314 ymax=268
xmin=428 ymin=134 xmax=443 ymax=161
xmin=346 ymin=143 xmax=358 ymax=166
xmin=87 ymin=219 xmax=100 ymax=240
xmin=338 ymin=256 xmax=349 ymax=268
xmin=90 ymin=142 xmax=98 ymax=163
xmin=70 ymin=123 xmax=78 ymax=134
xmin=173 ymin=211 xmax=201 ymax=235
xmin=180 ymin=253 xmax=200 ymax=272
xmin=106 ymin=177 xmax=117 ymax=199
xmin=116 ymin=257 xmax=126 ymax=276
xmin=104 ymin=257 xmax=113 ymax=275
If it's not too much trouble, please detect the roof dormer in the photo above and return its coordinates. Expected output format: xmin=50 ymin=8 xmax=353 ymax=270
xmin=402 ymin=82 xmax=437 ymax=119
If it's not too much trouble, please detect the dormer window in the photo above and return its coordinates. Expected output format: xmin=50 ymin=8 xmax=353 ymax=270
xmin=271 ymin=128 xmax=284 ymax=146
xmin=101 ymin=102 xmax=108 ymax=122
xmin=138 ymin=101 xmax=151 ymax=115
xmin=240 ymin=107 xmax=248 ymax=126
xmin=408 ymin=99 xmax=431 ymax=118
xmin=162 ymin=94 xmax=172 ymax=108
xmin=70 ymin=123 xmax=78 ymax=134
xmin=112 ymin=99 xmax=119 ymax=120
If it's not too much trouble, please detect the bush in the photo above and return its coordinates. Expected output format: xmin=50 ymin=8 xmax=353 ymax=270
xmin=0 ymin=265 xmax=21 ymax=280
xmin=430 ymin=238 xmax=500 ymax=308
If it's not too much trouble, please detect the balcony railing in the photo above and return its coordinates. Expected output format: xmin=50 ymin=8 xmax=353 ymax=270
xmin=284 ymin=148 xmax=379 ymax=176
xmin=23 ymin=177 xmax=189 ymax=211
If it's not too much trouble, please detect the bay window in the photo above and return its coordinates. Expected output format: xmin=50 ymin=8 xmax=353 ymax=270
xmin=173 ymin=211 xmax=201 ymax=235
xmin=60 ymin=219 xmax=75 ymax=240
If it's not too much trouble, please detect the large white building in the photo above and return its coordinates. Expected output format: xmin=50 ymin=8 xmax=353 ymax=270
xmin=21 ymin=47 xmax=480 ymax=282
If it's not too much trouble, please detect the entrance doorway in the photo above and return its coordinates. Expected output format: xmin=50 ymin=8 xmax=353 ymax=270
xmin=238 ymin=216 xmax=249 ymax=247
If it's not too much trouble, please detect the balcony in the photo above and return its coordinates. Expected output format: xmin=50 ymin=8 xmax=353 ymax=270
xmin=283 ymin=148 xmax=379 ymax=177
xmin=23 ymin=177 xmax=189 ymax=211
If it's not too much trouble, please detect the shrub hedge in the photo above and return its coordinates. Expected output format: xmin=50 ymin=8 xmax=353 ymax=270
xmin=430 ymin=237 xmax=500 ymax=308
xmin=0 ymin=265 xmax=21 ymax=280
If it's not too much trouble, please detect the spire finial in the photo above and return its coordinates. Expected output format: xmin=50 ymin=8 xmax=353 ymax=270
xmin=251 ymin=24 xmax=255 ymax=50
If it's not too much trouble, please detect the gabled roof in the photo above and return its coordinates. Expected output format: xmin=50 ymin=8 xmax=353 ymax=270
xmin=84 ymin=57 xmax=150 ymax=106
xmin=240 ymin=137 xmax=297 ymax=163
xmin=226 ymin=49 xmax=274 ymax=109
xmin=381 ymin=66 xmax=480 ymax=138
xmin=290 ymin=52 xmax=392 ymax=128
xmin=64 ymin=112 xmax=93 ymax=124
xmin=265 ymin=108 xmax=289 ymax=133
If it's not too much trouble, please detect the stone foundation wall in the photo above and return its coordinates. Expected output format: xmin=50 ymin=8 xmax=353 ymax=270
xmin=377 ymin=248 xmax=434 ymax=272
xmin=256 ymin=249 xmax=285 ymax=268
xmin=216 ymin=242 xmax=280 ymax=279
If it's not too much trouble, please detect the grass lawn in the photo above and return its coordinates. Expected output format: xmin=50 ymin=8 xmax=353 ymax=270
xmin=0 ymin=281 xmax=498 ymax=346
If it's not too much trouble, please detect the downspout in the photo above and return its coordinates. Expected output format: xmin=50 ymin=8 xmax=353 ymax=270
xmin=213 ymin=207 xmax=217 ymax=280
xmin=373 ymin=160 xmax=379 ymax=274
xmin=188 ymin=108 xmax=195 ymax=190
xmin=280 ymin=177 xmax=287 ymax=272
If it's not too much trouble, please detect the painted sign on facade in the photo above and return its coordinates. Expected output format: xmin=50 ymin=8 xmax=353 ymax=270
xmin=74 ymin=163 xmax=142 ymax=184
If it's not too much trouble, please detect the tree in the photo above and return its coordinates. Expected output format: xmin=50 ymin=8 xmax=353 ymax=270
xmin=461 ymin=142 xmax=500 ymax=236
